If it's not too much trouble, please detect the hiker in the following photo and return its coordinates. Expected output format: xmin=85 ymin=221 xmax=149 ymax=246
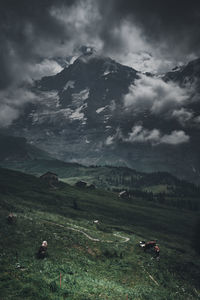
xmin=154 ymin=245 xmax=160 ymax=261
xmin=7 ymin=213 xmax=16 ymax=224
xmin=144 ymin=240 xmax=156 ymax=251
xmin=37 ymin=241 xmax=48 ymax=259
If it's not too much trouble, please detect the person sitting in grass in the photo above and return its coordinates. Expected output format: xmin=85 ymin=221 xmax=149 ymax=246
xmin=7 ymin=212 xmax=16 ymax=224
xmin=37 ymin=241 xmax=48 ymax=259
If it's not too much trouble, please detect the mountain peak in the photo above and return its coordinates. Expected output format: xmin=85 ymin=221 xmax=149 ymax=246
xmin=75 ymin=48 xmax=112 ymax=66
xmin=79 ymin=45 xmax=96 ymax=55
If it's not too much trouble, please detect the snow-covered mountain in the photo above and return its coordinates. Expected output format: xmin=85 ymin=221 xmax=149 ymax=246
xmin=9 ymin=50 xmax=200 ymax=184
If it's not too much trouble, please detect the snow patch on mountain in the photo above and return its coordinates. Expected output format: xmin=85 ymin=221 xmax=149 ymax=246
xmin=28 ymin=87 xmax=89 ymax=126
xmin=69 ymin=56 xmax=79 ymax=65
xmin=105 ymin=136 xmax=114 ymax=145
xmin=103 ymin=115 xmax=111 ymax=123
xmin=72 ymin=88 xmax=89 ymax=108
xmin=96 ymin=106 xmax=107 ymax=114
xmin=63 ymin=80 xmax=75 ymax=91
xmin=37 ymin=91 xmax=60 ymax=108
xmin=103 ymin=70 xmax=111 ymax=76
xmin=69 ymin=105 xmax=87 ymax=122
xmin=30 ymin=107 xmax=71 ymax=125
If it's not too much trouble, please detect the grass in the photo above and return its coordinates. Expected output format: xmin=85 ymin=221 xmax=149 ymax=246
xmin=61 ymin=176 xmax=95 ymax=186
xmin=0 ymin=167 xmax=200 ymax=299
xmin=142 ymin=184 xmax=168 ymax=193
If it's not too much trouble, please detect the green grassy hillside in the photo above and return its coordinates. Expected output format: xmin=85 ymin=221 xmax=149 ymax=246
xmin=0 ymin=167 xmax=199 ymax=299
xmin=2 ymin=157 xmax=200 ymax=211
xmin=1 ymin=134 xmax=199 ymax=207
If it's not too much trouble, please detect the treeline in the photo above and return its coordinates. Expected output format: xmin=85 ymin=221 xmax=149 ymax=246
xmin=105 ymin=175 xmax=139 ymax=187
xmin=113 ymin=188 xmax=200 ymax=211
xmin=154 ymin=192 xmax=200 ymax=211
xmin=99 ymin=170 xmax=200 ymax=197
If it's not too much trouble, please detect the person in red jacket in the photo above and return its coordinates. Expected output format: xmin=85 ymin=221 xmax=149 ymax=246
xmin=139 ymin=240 xmax=156 ymax=251
xmin=145 ymin=241 xmax=156 ymax=250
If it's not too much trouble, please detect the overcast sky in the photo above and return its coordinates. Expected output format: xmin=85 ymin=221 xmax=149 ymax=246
xmin=1 ymin=0 xmax=200 ymax=90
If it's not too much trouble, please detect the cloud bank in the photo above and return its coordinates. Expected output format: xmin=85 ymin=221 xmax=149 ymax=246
xmin=0 ymin=88 xmax=38 ymax=127
xmin=1 ymin=0 xmax=200 ymax=90
xmin=124 ymin=125 xmax=189 ymax=145
xmin=124 ymin=75 xmax=190 ymax=115
xmin=123 ymin=74 xmax=197 ymax=127
xmin=106 ymin=125 xmax=189 ymax=146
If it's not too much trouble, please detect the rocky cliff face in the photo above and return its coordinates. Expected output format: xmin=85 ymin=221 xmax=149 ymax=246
xmin=9 ymin=50 xmax=200 ymax=183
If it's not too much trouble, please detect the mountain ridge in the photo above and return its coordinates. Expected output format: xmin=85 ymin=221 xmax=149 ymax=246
xmin=6 ymin=52 xmax=200 ymax=183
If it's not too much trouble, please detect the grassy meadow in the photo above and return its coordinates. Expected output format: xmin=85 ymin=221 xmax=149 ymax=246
xmin=0 ymin=167 xmax=200 ymax=299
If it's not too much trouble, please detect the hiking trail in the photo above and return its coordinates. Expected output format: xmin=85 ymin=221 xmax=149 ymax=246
xmin=42 ymin=219 xmax=130 ymax=243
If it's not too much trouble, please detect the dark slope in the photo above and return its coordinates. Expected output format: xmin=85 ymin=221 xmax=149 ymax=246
xmin=0 ymin=134 xmax=51 ymax=161
xmin=164 ymin=58 xmax=200 ymax=88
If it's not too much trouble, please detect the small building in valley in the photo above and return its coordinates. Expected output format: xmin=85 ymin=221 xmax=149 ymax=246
xmin=75 ymin=181 xmax=87 ymax=188
xmin=40 ymin=172 xmax=58 ymax=185
xmin=118 ymin=190 xmax=130 ymax=199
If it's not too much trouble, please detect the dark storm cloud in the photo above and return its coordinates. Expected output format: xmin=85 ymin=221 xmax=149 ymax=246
xmin=1 ymin=0 xmax=200 ymax=89
xmin=0 ymin=0 xmax=77 ymax=89
xmin=1 ymin=0 xmax=200 ymax=127
xmin=0 ymin=0 xmax=82 ymax=126
xmin=98 ymin=0 xmax=200 ymax=57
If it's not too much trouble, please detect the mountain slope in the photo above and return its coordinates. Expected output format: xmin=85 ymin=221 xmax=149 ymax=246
xmin=164 ymin=58 xmax=200 ymax=88
xmin=0 ymin=167 xmax=200 ymax=299
xmin=1 ymin=145 xmax=199 ymax=212
xmin=0 ymin=135 xmax=51 ymax=161
xmin=7 ymin=51 xmax=200 ymax=183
